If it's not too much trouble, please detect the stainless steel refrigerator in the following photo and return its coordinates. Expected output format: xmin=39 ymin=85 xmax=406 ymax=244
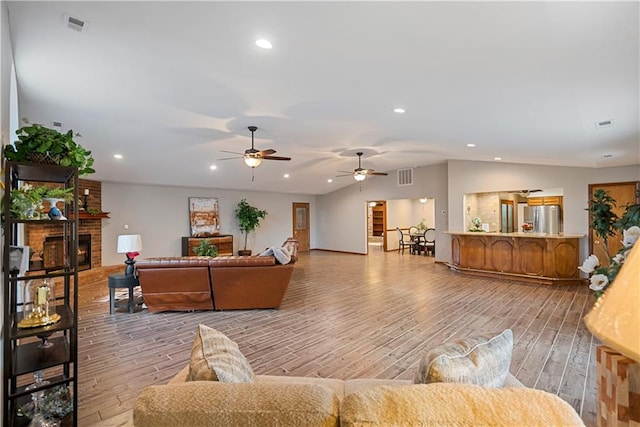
xmin=523 ymin=205 xmax=562 ymax=234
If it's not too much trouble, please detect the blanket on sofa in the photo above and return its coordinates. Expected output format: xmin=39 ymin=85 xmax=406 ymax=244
xmin=260 ymin=246 xmax=291 ymax=264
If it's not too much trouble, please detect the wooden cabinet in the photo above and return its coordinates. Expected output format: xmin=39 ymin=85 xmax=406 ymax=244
xmin=527 ymin=196 xmax=563 ymax=206
xmin=2 ymin=162 xmax=79 ymax=426
xmin=182 ymin=235 xmax=233 ymax=256
xmin=448 ymin=232 xmax=582 ymax=286
xmin=371 ymin=203 xmax=385 ymax=237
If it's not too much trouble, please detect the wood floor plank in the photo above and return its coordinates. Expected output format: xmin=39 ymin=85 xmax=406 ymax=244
xmin=76 ymin=250 xmax=597 ymax=426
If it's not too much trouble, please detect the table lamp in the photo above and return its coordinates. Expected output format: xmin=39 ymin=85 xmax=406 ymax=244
xmin=116 ymin=234 xmax=143 ymax=276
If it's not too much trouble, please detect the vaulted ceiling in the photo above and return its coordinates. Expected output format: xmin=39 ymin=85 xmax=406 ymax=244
xmin=6 ymin=1 xmax=639 ymax=195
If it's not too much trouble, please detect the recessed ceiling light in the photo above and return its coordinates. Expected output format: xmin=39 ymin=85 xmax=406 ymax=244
xmin=466 ymin=144 xmax=476 ymax=148
xmin=393 ymin=108 xmax=405 ymax=114
xmin=113 ymin=154 xmax=123 ymax=159
xmin=327 ymin=178 xmax=333 ymax=183
xmin=210 ymin=165 xmax=217 ymax=170
xmin=494 ymin=157 xmax=502 ymax=161
xmin=283 ymin=173 xmax=290 ymax=178
xmin=255 ymin=39 xmax=272 ymax=49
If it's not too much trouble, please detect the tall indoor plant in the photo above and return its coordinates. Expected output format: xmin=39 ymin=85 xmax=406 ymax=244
xmin=3 ymin=118 xmax=95 ymax=175
xmin=235 ymin=198 xmax=267 ymax=256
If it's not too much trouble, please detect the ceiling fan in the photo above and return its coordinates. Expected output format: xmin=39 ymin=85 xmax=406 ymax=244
xmin=507 ymin=189 xmax=543 ymax=197
xmin=337 ymin=152 xmax=388 ymax=182
xmin=218 ymin=126 xmax=291 ymax=169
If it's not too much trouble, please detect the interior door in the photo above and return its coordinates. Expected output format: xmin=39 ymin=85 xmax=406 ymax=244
xmin=292 ymin=202 xmax=310 ymax=252
xmin=588 ymin=181 xmax=640 ymax=264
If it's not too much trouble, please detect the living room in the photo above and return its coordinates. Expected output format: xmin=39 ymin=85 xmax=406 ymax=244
xmin=1 ymin=2 xmax=639 ymax=427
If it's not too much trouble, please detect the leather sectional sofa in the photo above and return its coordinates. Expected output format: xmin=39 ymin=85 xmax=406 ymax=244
xmin=136 ymin=255 xmax=295 ymax=312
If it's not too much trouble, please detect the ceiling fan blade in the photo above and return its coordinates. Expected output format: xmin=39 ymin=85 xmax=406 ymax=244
xmin=220 ymin=150 xmax=244 ymax=155
xmin=368 ymin=172 xmax=388 ymax=176
xmin=336 ymin=173 xmax=354 ymax=177
xmin=257 ymin=149 xmax=276 ymax=156
xmin=337 ymin=170 xmax=354 ymax=174
xmin=262 ymin=155 xmax=291 ymax=161
xmin=217 ymin=156 xmax=243 ymax=161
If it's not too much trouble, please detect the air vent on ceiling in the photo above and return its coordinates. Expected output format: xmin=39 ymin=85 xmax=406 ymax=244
xmin=595 ymin=119 xmax=614 ymax=130
xmin=63 ymin=13 xmax=89 ymax=33
xmin=397 ymin=168 xmax=414 ymax=186
xmin=51 ymin=121 xmax=63 ymax=131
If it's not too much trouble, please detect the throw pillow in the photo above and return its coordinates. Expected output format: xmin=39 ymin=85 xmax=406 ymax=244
xmin=414 ymin=329 xmax=513 ymax=388
xmin=187 ymin=324 xmax=255 ymax=383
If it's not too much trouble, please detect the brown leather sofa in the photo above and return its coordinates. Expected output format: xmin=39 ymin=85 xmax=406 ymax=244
xmin=136 ymin=256 xmax=294 ymax=313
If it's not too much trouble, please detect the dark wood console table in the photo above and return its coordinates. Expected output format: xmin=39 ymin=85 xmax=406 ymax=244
xmin=182 ymin=235 xmax=233 ymax=256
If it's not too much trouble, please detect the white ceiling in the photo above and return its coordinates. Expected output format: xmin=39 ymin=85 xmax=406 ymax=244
xmin=6 ymin=1 xmax=640 ymax=195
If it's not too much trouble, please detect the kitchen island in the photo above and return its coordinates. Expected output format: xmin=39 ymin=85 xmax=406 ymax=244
xmin=445 ymin=231 xmax=585 ymax=285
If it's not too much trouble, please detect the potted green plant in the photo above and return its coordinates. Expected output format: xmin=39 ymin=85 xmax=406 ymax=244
xmin=192 ymin=240 xmax=218 ymax=257
xmin=235 ymin=198 xmax=267 ymax=256
xmin=3 ymin=118 xmax=95 ymax=175
xmin=6 ymin=184 xmax=44 ymax=220
xmin=587 ymin=189 xmax=618 ymax=259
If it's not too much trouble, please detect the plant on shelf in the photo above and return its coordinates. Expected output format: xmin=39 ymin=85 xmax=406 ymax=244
xmin=192 ymin=240 xmax=218 ymax=257
xmin=579 ymin=189 xmax=640 ymax=299
xmin=417 ymin=218 xmax=428 ymax=232
xmin=3 ymin=118 xmax=95 ymax=175
xmin=235 ymin=198 xmax=268 ymax=256
xmin=43 ymin=187 xmax=75 ymax=204
xmin=6 ymin=184 xmax=44 ymax=220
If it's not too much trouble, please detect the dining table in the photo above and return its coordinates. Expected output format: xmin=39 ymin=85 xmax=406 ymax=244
xmin=409 ymin=232 xmax=425 ymax=254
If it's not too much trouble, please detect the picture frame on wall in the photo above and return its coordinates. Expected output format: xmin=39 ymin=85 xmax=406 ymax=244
xmin=189 ymin=197 xmax=220 ymax=237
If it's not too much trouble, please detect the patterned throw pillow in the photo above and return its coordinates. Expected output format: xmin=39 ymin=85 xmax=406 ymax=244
xmin=187 ymin=324 xmax=255 ymax=383
xmin=414 ymin=329 xmax=513 ymax=388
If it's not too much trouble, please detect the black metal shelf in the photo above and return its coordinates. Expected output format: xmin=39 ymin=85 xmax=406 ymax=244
xmin=10 ymin=305 xmax=74 ymax=340
xmin=3 ymin=161 xmax=79 ymax=427
xmin=12 ymin=336 xmax=71 ymax=377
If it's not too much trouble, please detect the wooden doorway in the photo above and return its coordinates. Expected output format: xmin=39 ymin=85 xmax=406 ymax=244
xmin=588 ymin=181 xmax=640 ymax=264
xmin=368 ymin=201 xmax=387 ymax=252
xmin=292 ymin=202 xmax=310 ymax=252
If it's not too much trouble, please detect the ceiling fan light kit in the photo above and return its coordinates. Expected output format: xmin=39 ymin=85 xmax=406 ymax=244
xmin=218 ymin=126 xmax=291 ymax=175
xmin=338 ymin=152 xmax=389 ymax=182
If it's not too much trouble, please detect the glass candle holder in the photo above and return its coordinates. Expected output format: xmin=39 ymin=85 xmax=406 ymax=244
xmin=18 ymin=279 xmax=61 ymax=329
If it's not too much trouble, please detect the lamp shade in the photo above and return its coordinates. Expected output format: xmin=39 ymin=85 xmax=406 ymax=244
xmin=353 ymin=172 xmax=366 ymax=182
xmin=244 ymin=156 xmax=262 ymax=168
xmin=117 ymin=234 xmax=143 ymax=253
xmin=584 ymin=242 xmax=640 ymax=363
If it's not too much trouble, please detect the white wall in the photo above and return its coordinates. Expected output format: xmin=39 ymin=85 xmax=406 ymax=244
xmin=447 ymin=160 xmax=640 ymax=262
xmin=315 ymin=163 xmax=449 ymax=257
xmin=0 ymin=0 xmax=13 ymax=413
xmin=102 ymin=182 xmax=315 ymax=265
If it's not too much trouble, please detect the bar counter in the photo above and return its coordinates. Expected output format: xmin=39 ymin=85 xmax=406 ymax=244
xmin=445 ymin=231 xmax=585 ymax=285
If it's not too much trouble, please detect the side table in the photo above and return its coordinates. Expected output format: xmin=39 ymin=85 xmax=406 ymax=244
xmin=108 ymin=273 xmax=140 ymax=314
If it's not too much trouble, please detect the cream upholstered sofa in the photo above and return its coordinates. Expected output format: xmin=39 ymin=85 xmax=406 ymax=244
xmin=133 ymin=326 xmax=585 ymax=426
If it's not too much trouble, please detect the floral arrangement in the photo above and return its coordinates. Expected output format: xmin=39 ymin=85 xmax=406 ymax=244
xmin=579 ymin=226 xmax=640 ymax=297
xmin=580 ymin=189 xmax=640 ymax=299
xmin=470 ymin=217 xmax=482 ymax=231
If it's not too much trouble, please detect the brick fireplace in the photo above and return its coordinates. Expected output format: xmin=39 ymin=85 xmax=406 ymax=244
xmin=25 ymin=179 xmax=106 ymax=271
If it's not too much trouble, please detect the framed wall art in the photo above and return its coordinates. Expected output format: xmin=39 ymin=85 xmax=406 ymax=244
xmin=189 ymin=197 xmax=220 ymax=237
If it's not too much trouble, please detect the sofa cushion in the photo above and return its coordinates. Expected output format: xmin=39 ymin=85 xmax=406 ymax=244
xmin=414 ymin=329 xmax=513 ymax=387
xmin=134 ymin=381 xmax=340 ymax=427
xmin=340 ymin=383 xmax=584 ymax=427
xmin=187 ymin=324 xmax=255 ymax=383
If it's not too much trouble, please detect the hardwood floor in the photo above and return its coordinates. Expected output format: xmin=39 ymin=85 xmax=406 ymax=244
xmin=76 ymin=249 xmax=598 ymax=426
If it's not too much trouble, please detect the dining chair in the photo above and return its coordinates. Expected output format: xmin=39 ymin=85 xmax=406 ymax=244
xmin=408 ymin=226 xmax=418 ymax=235
xmin=421 ymin=228 xmax=436 ymax=256
xmin=396 ymin=228 xmax=415 ymax=254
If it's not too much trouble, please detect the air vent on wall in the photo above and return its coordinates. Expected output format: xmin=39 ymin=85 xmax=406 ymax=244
xmin=63 ymin=13 xmax=89 ymax=33
xmin=397 ymin=168 xmax=414 ymax=186
xmin=595 ymin=119 xmax=614 ymax=130
xmin=51 ymin=121 xmax=63 ymax=132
